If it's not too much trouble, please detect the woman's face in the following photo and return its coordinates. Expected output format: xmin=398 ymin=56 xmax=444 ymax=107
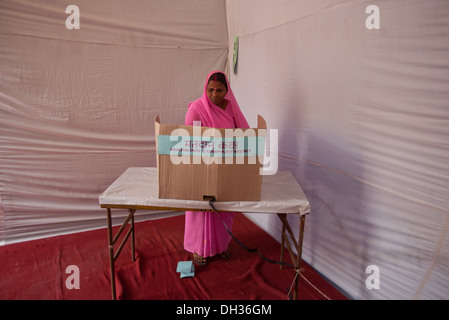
xmin=206 ymin=80 xmax=227 ymax=108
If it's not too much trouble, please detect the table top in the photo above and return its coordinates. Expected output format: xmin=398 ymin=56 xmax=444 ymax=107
xmin=99 ymin=167 xmax=310 ymax=215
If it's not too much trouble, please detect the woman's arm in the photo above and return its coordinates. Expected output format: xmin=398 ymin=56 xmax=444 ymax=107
xmin=185 ymin=103 xmax=201 ymax=126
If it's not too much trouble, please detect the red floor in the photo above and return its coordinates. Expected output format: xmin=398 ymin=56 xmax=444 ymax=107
xmin=0 ymin=213 xmax=347 ymax=300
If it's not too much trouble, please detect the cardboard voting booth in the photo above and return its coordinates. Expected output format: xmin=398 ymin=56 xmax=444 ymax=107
xmin=155 ymin=115 xmax=266 ymax=201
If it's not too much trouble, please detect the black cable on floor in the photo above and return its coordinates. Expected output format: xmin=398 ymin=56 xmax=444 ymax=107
xmin=208 ymin=197 xmax=294 ymax=269
xmin=209 ymin=198 xmax=331 ymax=301
xmin=208 ymin=197 xmax=301 ymax=299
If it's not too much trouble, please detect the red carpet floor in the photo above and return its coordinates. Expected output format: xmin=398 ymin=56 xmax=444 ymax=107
xmin=0 ymin=213 xmax=347 ymax=300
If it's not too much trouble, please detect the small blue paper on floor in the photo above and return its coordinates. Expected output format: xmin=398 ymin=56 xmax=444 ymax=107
xmin=176 ymin=261 xmax=195 ymax=278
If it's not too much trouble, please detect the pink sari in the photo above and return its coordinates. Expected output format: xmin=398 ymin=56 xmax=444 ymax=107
xmin=184 ymin=71 xmax=249 ymax=258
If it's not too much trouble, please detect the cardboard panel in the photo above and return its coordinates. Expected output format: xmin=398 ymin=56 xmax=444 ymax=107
xmin=155 ymin=116 xmax=266 ymax=201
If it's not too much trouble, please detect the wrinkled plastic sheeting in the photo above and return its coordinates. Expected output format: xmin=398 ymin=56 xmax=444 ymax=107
xmin=0 ymin=0 xmax=229 ymax=244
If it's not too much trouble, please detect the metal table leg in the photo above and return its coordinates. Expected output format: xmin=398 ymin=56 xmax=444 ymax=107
xmin=106 ymin=208 xmax=136 ymax=300
xmin=278 ymin=213 xmax=306 ymax=300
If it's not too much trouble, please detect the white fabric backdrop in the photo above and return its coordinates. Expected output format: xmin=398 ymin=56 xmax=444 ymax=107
xmin=1 ymin=0 xmax=448 ymax=300
xmin=227 ymin=0 xmax=449 ymax=299
xmin=0 ymin=0 xmax=228 ymax=244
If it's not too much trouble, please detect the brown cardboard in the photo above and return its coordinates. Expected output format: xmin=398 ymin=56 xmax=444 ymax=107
xmin=155 ymin=115 xmax=266 ymax=201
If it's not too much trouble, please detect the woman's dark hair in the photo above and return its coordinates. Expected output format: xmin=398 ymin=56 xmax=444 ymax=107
xmin=208 ymin=72 xmax=228 ymax=90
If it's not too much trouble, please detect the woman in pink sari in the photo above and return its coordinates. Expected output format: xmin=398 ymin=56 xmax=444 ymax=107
xmin=184 ymin=71 xmax=249 ymax=265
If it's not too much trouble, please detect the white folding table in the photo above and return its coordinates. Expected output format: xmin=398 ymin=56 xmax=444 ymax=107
xmin=99 ymin=167 xmax=310 ymax=300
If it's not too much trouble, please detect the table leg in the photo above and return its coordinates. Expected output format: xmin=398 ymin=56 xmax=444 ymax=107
xmin=280 ymin=222 xmax=286 ymax=270
xmin=106 ymin=208 xmax=137 ymax=300
xmin=294 ymin=215 xmax=306 ymax=300
xmin=107 ymin=208 xmax=117 ymax=300
xmin=131 ymin=210 xmax=136 ymax=262
xmin=277 ymin=213 xmax=306 ymax=300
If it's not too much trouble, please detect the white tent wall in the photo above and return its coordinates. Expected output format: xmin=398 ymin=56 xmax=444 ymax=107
xmin=1 ymin=0 xmax=448 ymax=301
xmin=226 ymin=0 xmax=449 ymax=299
xmin=0 ymin=0 xmax=229 ymax=244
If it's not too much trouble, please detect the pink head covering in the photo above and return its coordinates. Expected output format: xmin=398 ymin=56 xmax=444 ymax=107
xmin=186 ymin=71 xmax=249 ymax=129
